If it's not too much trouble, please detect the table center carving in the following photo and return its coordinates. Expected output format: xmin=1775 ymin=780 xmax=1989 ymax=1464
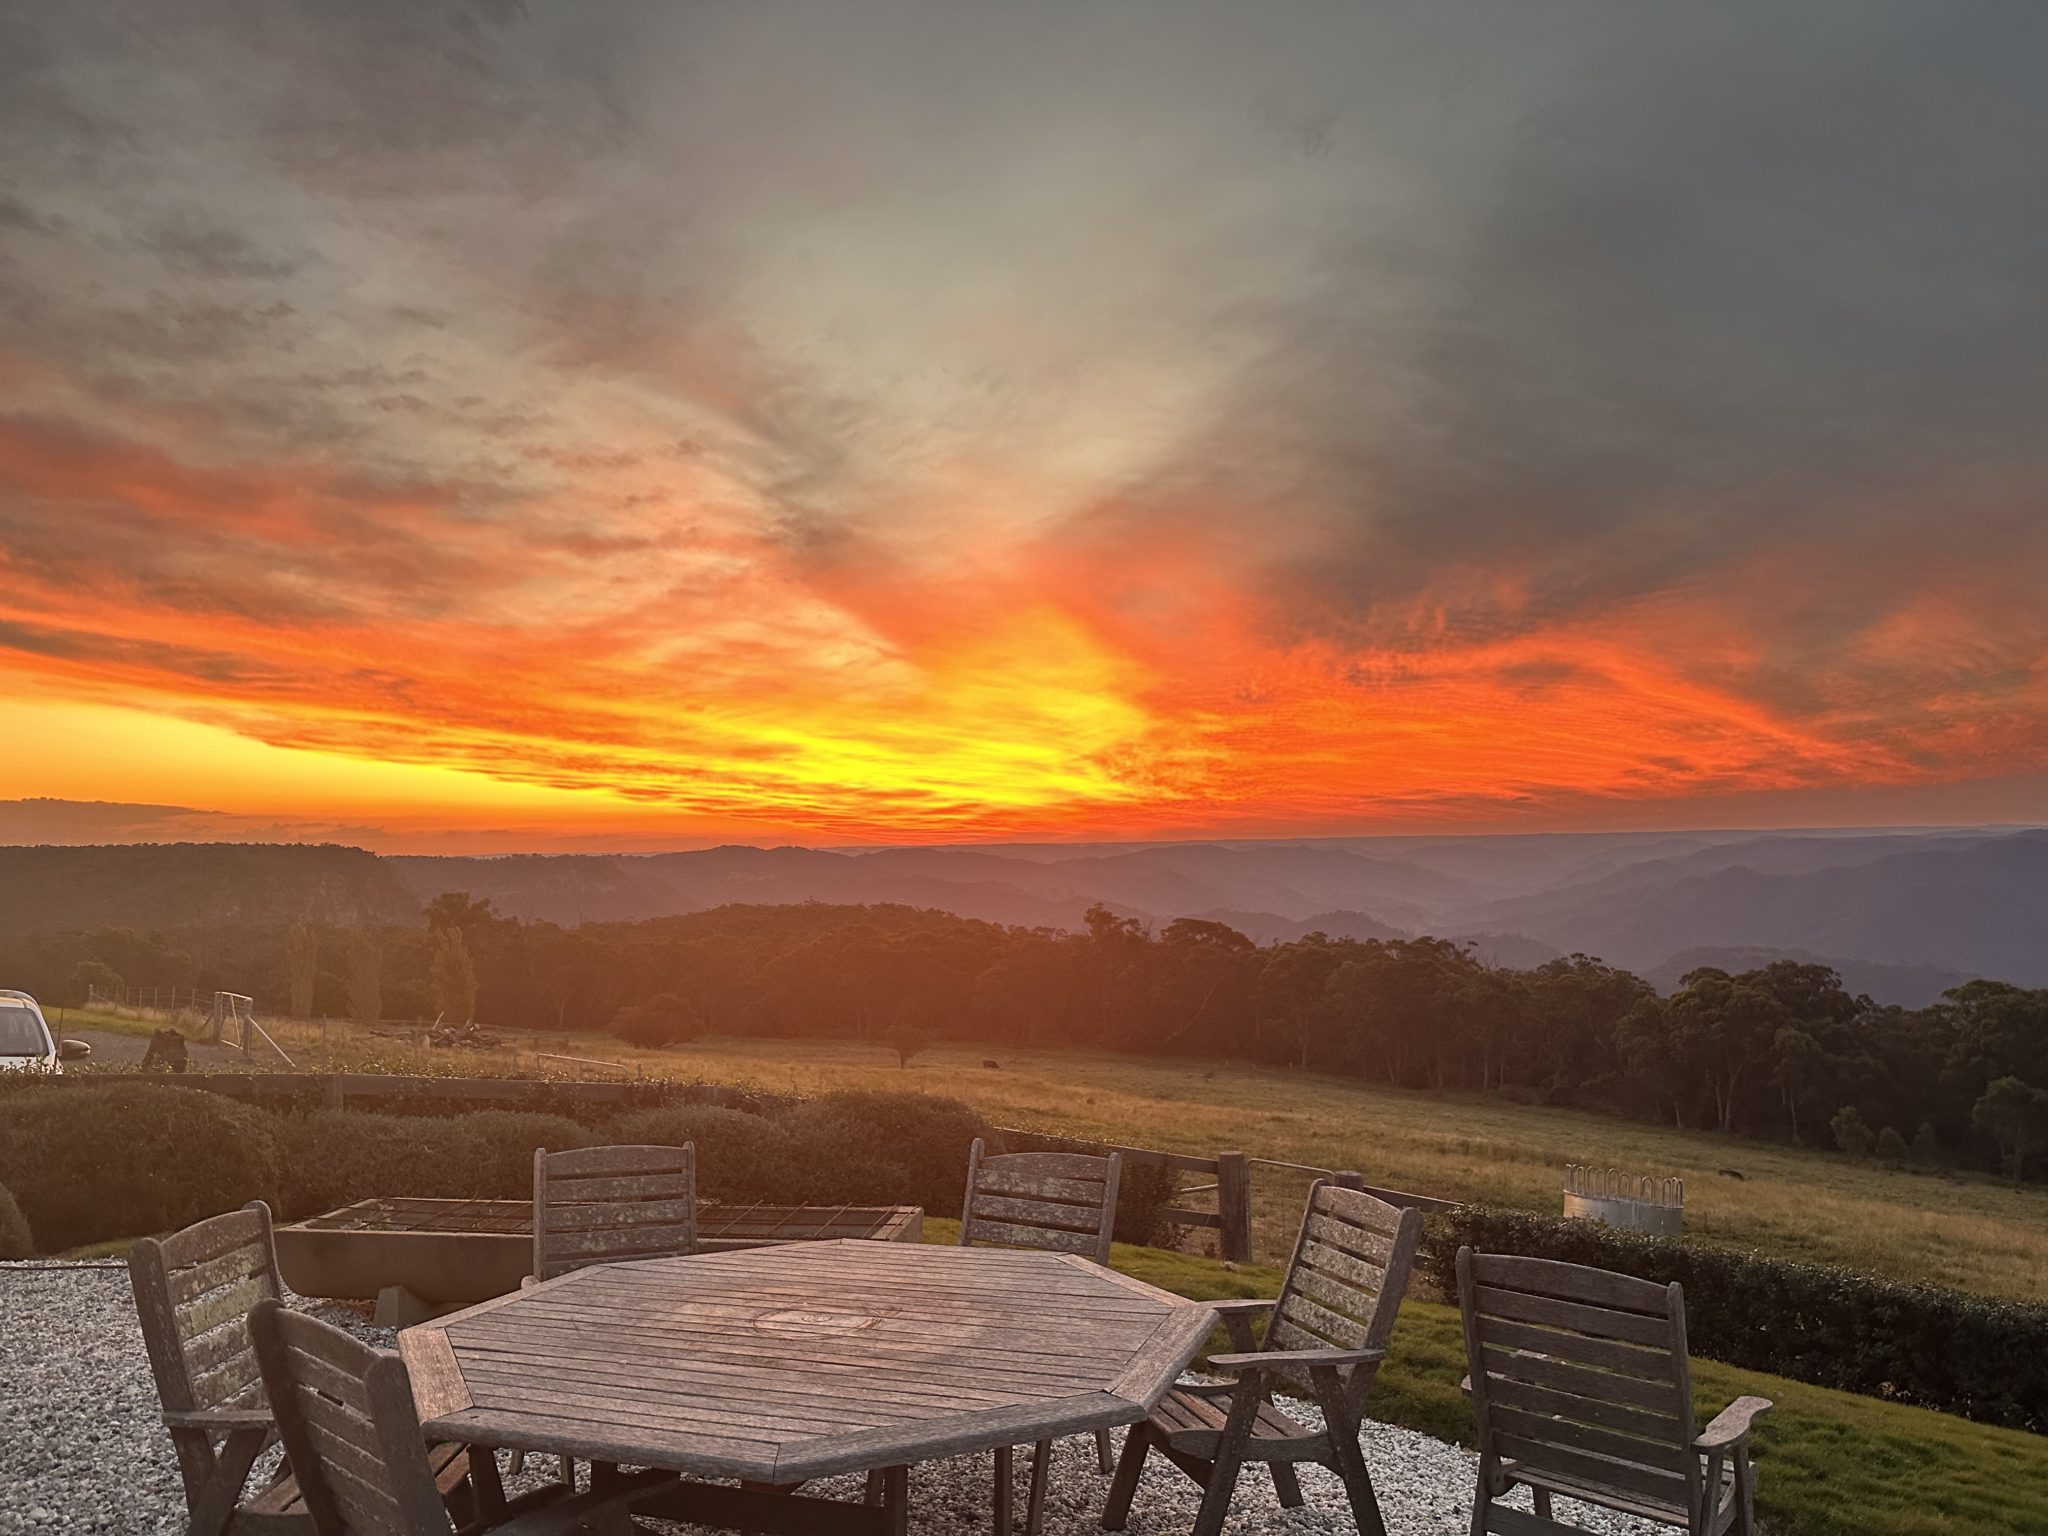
xmin=752 ymin=1304 xmax=886 ymax=1335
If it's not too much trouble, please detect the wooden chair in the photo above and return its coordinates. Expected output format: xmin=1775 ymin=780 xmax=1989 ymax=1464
xmin=127 ymin=1202 xmax=470 ymax=1536
xmin=517 ymin=1144 xmax=700 ymax=1486
xmin=531 ymin=1143 xmax=697 ymax=1282
xmin=959 ymin=1137 xmax=1123 ymax=1536
xmin=1101 ymin=1180 xmax=1423 ymax=1536
xmin=247 ymin=1298 xmax=674 ymax=1534
xmin=1455 ymin=1248 xmax=1772 ymax=1536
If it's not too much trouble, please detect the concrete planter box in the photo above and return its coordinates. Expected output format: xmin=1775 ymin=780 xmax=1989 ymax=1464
xmin=277 ymin=1197 xmax=924 ymax=1304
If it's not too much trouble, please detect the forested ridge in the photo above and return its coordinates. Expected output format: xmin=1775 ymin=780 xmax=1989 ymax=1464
xmin=9 ymin=896 xmax=2048 ymax=1185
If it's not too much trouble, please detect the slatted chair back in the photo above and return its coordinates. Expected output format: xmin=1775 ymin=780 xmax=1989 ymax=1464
xmin=128 ymin=1202 xmax=284 ymax=1496
xmin=1457 ymin=1249 xmax=1701 ymax=1529
xmin=532 ymin=1142 xmax=697 ymax=1282
xmin=958 ymin=1137 xmax=1122 ymax=1264
xmin=1265 ymin=1180 xmax=1423 ymax=1405
xmin=248 ymin=1299 xmax=456 ymax=1536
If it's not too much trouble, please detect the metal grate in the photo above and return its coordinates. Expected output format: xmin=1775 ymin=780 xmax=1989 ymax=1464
xmin=1562 ymin=1165 xmax=1684 ymax=1208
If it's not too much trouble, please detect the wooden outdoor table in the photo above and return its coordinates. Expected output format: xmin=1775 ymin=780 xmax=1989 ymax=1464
xmin=399 ymin=1239 xmax=1215 ymax=1536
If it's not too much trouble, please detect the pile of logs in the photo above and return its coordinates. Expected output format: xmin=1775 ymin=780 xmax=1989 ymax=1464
xmin=426 ymin=1020 xmax=500 ymax=1049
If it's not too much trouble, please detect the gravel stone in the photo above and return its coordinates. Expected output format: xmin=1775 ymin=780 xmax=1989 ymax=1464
xmin=1 ymin=1262 xmax=1660 ymax=1536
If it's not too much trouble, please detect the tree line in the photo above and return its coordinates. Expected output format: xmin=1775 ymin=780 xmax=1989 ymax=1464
xmin=10 ymin=896 xmax=2047 ymax=1183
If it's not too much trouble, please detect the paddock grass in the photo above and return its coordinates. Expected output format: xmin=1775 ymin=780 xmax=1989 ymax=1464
xmin=60 ymin=1012 xmax=2048 ymax=1302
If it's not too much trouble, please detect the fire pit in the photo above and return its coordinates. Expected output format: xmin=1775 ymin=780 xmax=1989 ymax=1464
xmin=276 ymin=1197 xmax=924 ymax=1304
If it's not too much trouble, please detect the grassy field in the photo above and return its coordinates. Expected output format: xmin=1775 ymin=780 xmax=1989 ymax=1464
xmin=66 ymin=1009 xmax=2048 ymax=1301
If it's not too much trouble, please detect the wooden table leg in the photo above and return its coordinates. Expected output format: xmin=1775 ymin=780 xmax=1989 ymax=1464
xmin=1025 ymin=1441 xmax=1051 ymax=1536
xmin=468 ymin=1445 xmax=509 ymax=1519
xmin=884 ymin=1465 xmax=910 ymax=1536
xmin=994 ymin=1446 xmax=1014 ymax=1536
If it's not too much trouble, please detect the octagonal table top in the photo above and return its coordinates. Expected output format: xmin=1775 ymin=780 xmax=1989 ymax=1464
xmin=398 ymin=1238 xmax=1215 ymax=1483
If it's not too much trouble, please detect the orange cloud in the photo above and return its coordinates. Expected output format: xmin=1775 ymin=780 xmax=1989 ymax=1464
xmin=3 ymin=389 xmax=2043 ymax=849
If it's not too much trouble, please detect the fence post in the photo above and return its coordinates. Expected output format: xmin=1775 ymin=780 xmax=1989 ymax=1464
xmin=1334 ymin=1169 xmax=1365 ymax=1191
xmin=1217 ymin=1150 xmax=1252 ymax=1263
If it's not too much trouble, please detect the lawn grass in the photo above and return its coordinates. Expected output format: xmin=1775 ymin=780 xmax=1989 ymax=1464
xmin=1071 ymin=1225 xmax=2048 ymax=1536
xmin=62 ymin=1012 xmax=2048 ymax=1301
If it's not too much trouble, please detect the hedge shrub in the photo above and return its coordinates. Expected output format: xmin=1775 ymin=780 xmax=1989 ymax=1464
xmin=0 ymin=1081 xmax=287 ymax=1253
xmin=1421 ymin=1205 xmax=2048 ymax=1433
xmin=772 ymin=1090 xmax=995 ymax=1215
xmin=280 ymin=1109 xmax=591 ymax=1216
xmin=607 ymin=1104 xmax=812 ymax=1203
xmin=0 ymin=1182 xmax=32 ymax=1259
xmin=0 ymin=1081 xmax=1179 ymax=1258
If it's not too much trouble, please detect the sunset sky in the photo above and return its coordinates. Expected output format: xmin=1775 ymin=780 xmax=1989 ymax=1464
xmin=3 ymin=2 xmax=2046 ymax=850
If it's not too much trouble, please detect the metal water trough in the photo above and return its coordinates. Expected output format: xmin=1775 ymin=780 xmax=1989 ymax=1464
xmin=277 ymin=1197 xmax=924 ymax=1304
xmin=1561 ymin=1164 xmax=1684 ymax=1237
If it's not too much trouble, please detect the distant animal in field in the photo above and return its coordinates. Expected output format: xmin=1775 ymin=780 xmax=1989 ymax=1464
xmin=141 ymin=1029 xmax=189 ymax=1073
xmin=981 ymin=1059 xmax=1001 ymax=1069
xmin=1717 ymin=1167 xmax=1745 ymax=1180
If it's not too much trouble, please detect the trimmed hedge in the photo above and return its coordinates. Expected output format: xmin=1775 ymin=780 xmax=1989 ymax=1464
xmin=0 ymin=1081 xmax=287 ymax=1253
xmin=0 ymin=1181 xmax=31 ymax=1259
xmin=773 ymin=1091 xmax=992 ymax=1216
xmin=279 ymin=1109 xmax=593 ymax=1216
xmin=280 ymin=1092 xmax=1002 ymax=1222
xmin=0 ymin=1078 xmax=1158 ymax=1256
xmin=608 ymin=1104 xmax=814 ymax=1203
xmin=1421 ymin=1205 xmax=2048 ymax=1434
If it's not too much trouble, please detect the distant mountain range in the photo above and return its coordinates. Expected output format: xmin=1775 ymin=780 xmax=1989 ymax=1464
xmin=2 ymin=819 xmax=2044 ymax=1003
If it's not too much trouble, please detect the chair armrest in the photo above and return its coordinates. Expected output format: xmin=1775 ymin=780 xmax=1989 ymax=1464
xmin=1695 ymin=1396 xmax=1773 ymax=1451
xmin=1206 ymin=1346 xmax=1387 ymax=1372
xmin=161 ymin=1407 xmax=275 ymax=1432
xmin=1208 ymin=1299 xmax=1277 ymax=1316
xmin=483 ymin=1469 xmax=677 ymax=1535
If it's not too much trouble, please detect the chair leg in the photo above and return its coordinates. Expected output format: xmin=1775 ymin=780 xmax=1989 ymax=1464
xmin=1100 ymin=1423 xmax=1152 ymax=1531
xmin=1533 ymin=1488 xmax=1553 ymax=1519
xmin=1025 ymin=1440 xmax=1052 ymax=1536
xmin=186 ymin=1425 xmax=271 ymax=1536
xmin=1734 ymin=1447 xmax=1757 ymax=1536
xmin=1270 ymin=1461 xmax=1305 ymax=1508
xmin=1095 ymin=1426 xmax=1116 ymax=1475
xmin=994 ymin=1445 xmax=1014 ymax=1536
xmin=1190 ymin=1446 xmax=1244 ymax=1536
xmin=1325 ymin=1437 xmax=1388 ymax=1536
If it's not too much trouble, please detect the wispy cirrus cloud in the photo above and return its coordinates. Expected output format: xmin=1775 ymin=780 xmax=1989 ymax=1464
xmin=0 ymin=0 xmax=2045 ymax=843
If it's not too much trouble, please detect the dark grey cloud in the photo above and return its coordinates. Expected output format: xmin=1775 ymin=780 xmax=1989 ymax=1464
xmin=132 ymin=213 xmax=305 ymax=281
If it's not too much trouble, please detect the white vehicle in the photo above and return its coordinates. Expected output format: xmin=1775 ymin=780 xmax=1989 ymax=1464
xmin=0 ymin=990 xmax=90 ymax=1074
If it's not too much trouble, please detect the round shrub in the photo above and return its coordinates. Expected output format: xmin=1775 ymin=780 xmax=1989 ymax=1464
xmin=606 ymin=1105 xmax=802 ymax=1204
xmin=0 ymin=1082 xmax=286 ymax=1252
xmin=609 ymin=993 xmax=704 ymax=1048
xmin=0 ymin=1182 xmax=33 ymax=1259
